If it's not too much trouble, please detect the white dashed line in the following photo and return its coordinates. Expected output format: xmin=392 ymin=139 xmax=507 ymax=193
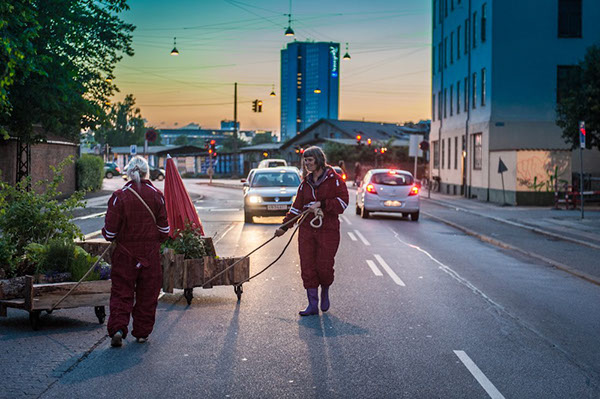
xmin=214 ymin=224 xmax=236 ymax=244
xmin=341 ymin=215 xmax=351 ymax=225
xmin=73 ymin=212 xmax=106 ymax=221
xmin=454 ymin=351 xmax=505 ymax=399
xmin=347 ymin=232 xmax=358 ymax=241
xmin=366 ymin=260 xmax=383 ymax=276
xmin=353 ymin=230 xmax=371 ymax=246
xmin=374 ymin=254 xmax=405 ymax=286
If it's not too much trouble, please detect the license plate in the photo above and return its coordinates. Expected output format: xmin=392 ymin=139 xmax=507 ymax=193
xmin=267 ymin=204 xmax=288 ymax=210
xmin=384 ymin=200 xmax=402 ymax=207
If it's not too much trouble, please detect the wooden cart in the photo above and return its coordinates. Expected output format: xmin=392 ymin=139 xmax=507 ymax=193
xmin=161 ymin=238 xmax=250 ymax=305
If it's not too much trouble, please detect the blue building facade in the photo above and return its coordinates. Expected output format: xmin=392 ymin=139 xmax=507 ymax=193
xmin=281 ymin=42 xmax=340 ymax=142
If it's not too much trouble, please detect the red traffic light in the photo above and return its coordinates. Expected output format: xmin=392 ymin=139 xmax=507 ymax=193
xmin=210 ymin=140 xmax=216 ymax=145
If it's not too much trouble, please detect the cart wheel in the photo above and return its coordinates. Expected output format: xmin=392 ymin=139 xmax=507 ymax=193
xmin=94 ymin=306 xmax=106 ymax=324
xmin=234 ymin=285 xmax=243 ymax=302
xmin=29 ymin=311 xmax=41 ymax=331
xmin=45 ymin=309 xmax=53 ymax=315
xmin=184 ymin=289 xmax=193 ymax=305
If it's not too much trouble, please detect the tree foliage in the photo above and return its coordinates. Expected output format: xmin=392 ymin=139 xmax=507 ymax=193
xmin=557 ymin=45 xmax=600 ymax=150
xmin=251 ymin=132 xmax=274 ymax=145
xmin=95 ymin=94 xmax=146 ymax=147
xmin=0 ymin=0 xmax=134 ymax=143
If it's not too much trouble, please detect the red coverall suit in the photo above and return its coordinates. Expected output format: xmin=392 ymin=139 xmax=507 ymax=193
xmin=102 ymin=180 xmax=169 ymax=339
xmin=281 ymin=167 xmax=349 ymax=289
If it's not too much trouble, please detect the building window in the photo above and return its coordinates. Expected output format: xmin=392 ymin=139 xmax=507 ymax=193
xmin=445 ymin=0 xmax=448 ymax=17
xmin=451 ymin=0 xmax=454 ymax=11
xmin=444 ymin=37 xmax=448 ymax=68
xmin=450 ymin=32 xmax=454 ymax=64
xmin=464 ymin=77 xmax=469 ymax=112
xmin=432 ymin=94 xmax=436 ymax=121
xmin=439 ymin=0 xmax=444 ymax=24
xmin=438 ymin=90 xmax=443 ymax=118
xmin=450 ymin=85 xmax=454 ymax=116
xmin=557 ymin=65 xmax=580 ymax=103
xmin=559 ymin=0 xmax=582 ymax=38
xmin=457 ymin=26 xmax=461 ymax=59
xmin=454 ymin=137 xmax=458 ymax=169
xmin=473 ymin=133 xmax=482 ymax=170
xmin=432 ymin=48 xmax=436 ymax=76
xmin=456 ymin=80 xmax=461 ymax=114
xmin=447 ymin=138 xmax=452 ymax=169
xmin=433 ymin=141 xmax=440 ymax=168
xmin=441 ymin=139 xmax=445 ymax=169
xmin=433 ymin=0 xmax=436 ymax=26
xmin=464 ymin=19 xmax=469 ymax=54
xmin=481 ymin=68 xmax=486 ymax=106
xmin=472 ymin=72 xmax=477 ymax=109
xmin=438 ymin=43 xmax=443 ymax=72
xmin=472 ymin=12 xmax=477 ymax=48
xmin=481 ymin=3 xmax=487 ymax=43
xmin=444 ymin=88 xmax=447 ymax=118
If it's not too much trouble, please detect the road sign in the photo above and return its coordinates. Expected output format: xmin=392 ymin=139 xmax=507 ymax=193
xmin=579 ymin=121 xmax=586 ymax=149
xmin=130 ymin=144 xmax=137 ymax=155
xmin=498 ymin=158 xmax=508 ymax=205
xmin=409 ymin=135 xmax=424 ymax=157
xmin=498 ymin=158 xmax=508 ymax=173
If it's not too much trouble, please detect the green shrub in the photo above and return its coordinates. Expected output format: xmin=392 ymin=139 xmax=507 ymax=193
xmin=76 ymin=154 xmax=103 ymax=191
xmin=162 ymin=222 xmax=208 ymax=259
xmin=24 ymin=240 xmax=103 ymax=281
xmin=0 ymin=237 xmax=16 ymax=278
xmin=0 ymin=157 xmax=86 ymax=276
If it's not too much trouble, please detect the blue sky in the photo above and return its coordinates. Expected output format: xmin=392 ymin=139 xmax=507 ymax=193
xmin=112 ymin=0 xmax=431 ymax=134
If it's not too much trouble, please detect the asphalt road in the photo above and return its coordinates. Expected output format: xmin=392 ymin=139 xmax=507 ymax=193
xmin=36 ymin=180 xmax=600 ymax=398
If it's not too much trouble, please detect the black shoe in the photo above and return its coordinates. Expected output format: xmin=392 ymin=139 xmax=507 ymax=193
xmin=111 ymin=330 xmax=123 ymax=347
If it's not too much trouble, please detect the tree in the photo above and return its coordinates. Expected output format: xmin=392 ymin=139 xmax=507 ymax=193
xmin=95 ymin=94 xmax=146 ymax=147
xmin=557 ymin=45 xmax=600 ymax=150
xmin=174 ymin=135 xmax=189 ymax=146
xmin=221 ymin=136 xmax=247 ymax=153
xmin=251 ymin=132 xmax=274 ymax=145
xmin=0 ymin=0 xmax=134 ymax=144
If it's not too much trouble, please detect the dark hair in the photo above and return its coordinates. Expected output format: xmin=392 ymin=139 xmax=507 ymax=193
xmin=302 ymin=146 xmax=327 ymax=170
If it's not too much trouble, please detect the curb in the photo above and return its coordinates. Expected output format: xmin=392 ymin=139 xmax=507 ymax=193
xmin=423 ymin=197 xmax=600 ymax=251
xmin=422 ymin=210 xmax=600 ymax=287
xmin=197 ymin=182 xmax=242 ymax=190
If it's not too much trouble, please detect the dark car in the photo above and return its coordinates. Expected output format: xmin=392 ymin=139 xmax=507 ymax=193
xmin=104 ymin=162 xmax=121 ymax=179
xmin=122 ymin=164 xmax=165 ymax=181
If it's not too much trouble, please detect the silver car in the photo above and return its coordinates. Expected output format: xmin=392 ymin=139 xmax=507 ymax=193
xmin=355 ymin=169 xmax=420 ymax=221
xmin=243 ymin=167 xmax=301 ymax=223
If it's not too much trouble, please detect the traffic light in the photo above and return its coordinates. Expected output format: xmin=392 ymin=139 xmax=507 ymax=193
xmin=367 ymin=138 xmax=372 ymax=146
xmin=204 ymin=139 xmax=209 ymax=151
xmin=419 ymin=141 xmax=430 ymax=152
xmin=356 ymin=135 xmax=362 ymax=146
xmin=252 ymin=100 xmax=258 ymax=112
xmin=257 ymin=100 xmax=263 ymax=113
xmin=210 ymin=139 xmax=216 ymax=156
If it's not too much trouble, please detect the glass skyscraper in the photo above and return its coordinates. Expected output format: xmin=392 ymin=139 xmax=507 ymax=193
xmin=280 ymin=41 xmax=340 ymax=142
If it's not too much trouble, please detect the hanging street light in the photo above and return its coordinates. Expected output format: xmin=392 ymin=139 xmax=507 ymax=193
xmin=270 ymin=84 xmax=276 ymax=97
xmin=170 ymin=37 xmax=179 ymax=56
xmin=284 ymin=0 xmax=294 ymax=36
xmin=343 ymin=42 xmax=351 ymax=60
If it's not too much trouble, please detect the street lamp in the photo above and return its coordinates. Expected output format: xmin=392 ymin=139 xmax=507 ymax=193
xmin=270 ymin=84 xmax=276 ymax=97
xmin=170 ymin=37 xmax=179 ymax=56
xmin=284 ymin=0 xmax=294 ymax=36
xmin=343 ymin=42 xmax=351 ymax=60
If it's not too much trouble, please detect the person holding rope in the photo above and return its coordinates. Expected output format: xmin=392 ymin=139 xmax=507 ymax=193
xmin=102 ymin=156 xmax=170 ymax=347
xmin=275 ymin=146 xmax=349 ymax=316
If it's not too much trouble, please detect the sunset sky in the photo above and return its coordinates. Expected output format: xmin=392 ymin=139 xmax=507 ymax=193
xmin=112 ymin=0 xmax=432 ymax=135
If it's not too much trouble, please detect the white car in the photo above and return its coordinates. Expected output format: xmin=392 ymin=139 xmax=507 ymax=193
xmin=243 ymin=167 xmax=301 ymax=223
xmin=258 ymin=159 xmax=287 ymax=168
xmin=355 ymin=169 xmax=420 ymax=221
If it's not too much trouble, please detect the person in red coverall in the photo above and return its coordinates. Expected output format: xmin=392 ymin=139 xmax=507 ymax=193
xmin=102 ymin=156 xmax=169 ymax=347
xmin=275 ymin=146 xmax=349 ymax=316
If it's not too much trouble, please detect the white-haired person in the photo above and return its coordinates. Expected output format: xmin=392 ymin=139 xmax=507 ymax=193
xmin=275 ymin=146 xmax=349 ymax=316
xmin=102 ymin=156 xmax=170 ymax=347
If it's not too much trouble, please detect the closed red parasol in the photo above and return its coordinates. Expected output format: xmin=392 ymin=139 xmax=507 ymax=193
xmin=164 ymin=155 xmax=204 ymax=237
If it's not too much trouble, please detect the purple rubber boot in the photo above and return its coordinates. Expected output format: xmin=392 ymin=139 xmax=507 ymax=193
xmin=320 ymin=285 xmax=330 ymax=312
xmin=299 ymin=288 xmax=319 ymax=316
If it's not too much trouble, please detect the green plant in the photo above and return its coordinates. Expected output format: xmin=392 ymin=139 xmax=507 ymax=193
xmin=76 ymin=154 xmax=104 ymax=191
xmin=0 ymin=157 xmax=86 ymax=276
xmin=24 ymin=240 xmax=103 ymax=281
xmin=0 ymin=237 xmax=17 ymax=278
xmin=162 ymin=223 xmax=208 ymax=259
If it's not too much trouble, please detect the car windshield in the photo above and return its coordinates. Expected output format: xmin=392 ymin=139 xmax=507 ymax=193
xmin=268 ymin=161 xmax=285 ymax=167
xmin=252 ymin=172 xmax=300 ymax=187
xmin=371 ymin=172 xmax=413 ymax=186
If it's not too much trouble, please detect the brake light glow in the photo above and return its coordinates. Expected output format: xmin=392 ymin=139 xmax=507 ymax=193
xmin=409 ymin=186 xmax=419 ymax=196
xmin=116 ymin=167 xmax=121 ymax=173
xmin=342 ymin=173 xmax=347 ymax=181
xmin=366 ymin=184 xmax=377 ymax=194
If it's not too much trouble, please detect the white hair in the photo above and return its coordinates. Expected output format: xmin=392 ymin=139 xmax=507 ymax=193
xmin=126 ymin=156 xmax=149 ymax=183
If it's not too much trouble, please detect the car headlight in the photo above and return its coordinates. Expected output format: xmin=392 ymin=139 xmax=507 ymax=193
xmin=248 ymin=195 xmax=262 ymax=204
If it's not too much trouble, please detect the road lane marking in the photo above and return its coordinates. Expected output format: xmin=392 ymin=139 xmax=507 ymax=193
xmin=73 ymin=211 xmax=106 ymax=221
xmin=84 ymin=230 xmax=103 ymax=239
xmin=347 ymin=232 xmax=358 ymax=241
xmin=354 ymin=230 xmax=371 ymax=246
xmin=341 ymin=215 xmax=352 ymax=225
xmin=196 ymin=207 xmax=240 ymax=212
xmin=214 ymin=224 xmax=236 ymax=244
xmin=374 ymin=254 xmax=405 ymax=286
xmin=366 ymin=260 xmax=383 ymax=276
xmin=454 ymin=351 xmax=505 ymax=399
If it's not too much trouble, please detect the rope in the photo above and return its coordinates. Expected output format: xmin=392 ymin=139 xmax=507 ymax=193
xmin=200 ymin=207 xmax=320 ymax=289
xmin=50 ymin=242 xmax=116 ymax=312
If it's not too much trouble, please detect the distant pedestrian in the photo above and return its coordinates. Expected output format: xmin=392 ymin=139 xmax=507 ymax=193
xmin=102 ymin=156 xmax=170 ymax=347
xmin=207 ymin=164 xmax=214 ymax=185
xmin=354 ymin=162 xmax=362 ymax=187
xmin=274 ymin=146 xmax=349 ymax=316
xmin=338 ymin=160 xmax=347 ymax=177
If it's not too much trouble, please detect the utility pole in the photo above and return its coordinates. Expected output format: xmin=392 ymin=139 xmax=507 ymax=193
xmin=233 ymin=82 xmax=238 ymax=176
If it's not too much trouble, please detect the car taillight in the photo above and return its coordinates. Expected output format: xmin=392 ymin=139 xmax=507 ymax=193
xmin=409 ymin=186 xmax=419 ymax=196
xmin=342 ymin=173 xmax=347 ymax=181
xmin=366 ymin=184 xmax=377 ymax=194
xmin=116 ymin=167 xmax=120 ymax=173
